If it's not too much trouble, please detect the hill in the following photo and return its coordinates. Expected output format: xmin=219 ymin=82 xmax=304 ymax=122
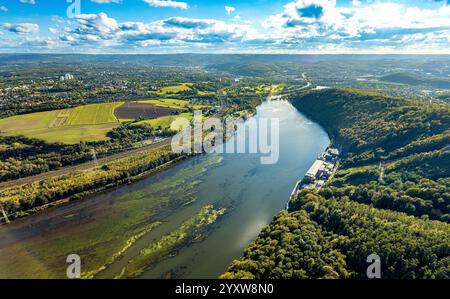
xmin=380 ymin=72 xmax=450 ymax=89
xmin=222 ymin=88 xmax=450 ymax=279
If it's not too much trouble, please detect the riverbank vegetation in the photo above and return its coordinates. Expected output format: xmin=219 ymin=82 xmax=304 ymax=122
xmin=117 ymin=204 xmax=226 ymax=278
xmin=222 ymin=88 xmax=450 ymax=279
xmin=0 ymin=155 xmax=224 ymax=278
xmin=0 ymin=145 xmax=182 ymax=219
xmin=222 ymin=192 xmax=450 ymax=279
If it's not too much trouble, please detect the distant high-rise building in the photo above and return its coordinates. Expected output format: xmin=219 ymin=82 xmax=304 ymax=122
xmin=60 ymin=73 xmax=74 ymax=81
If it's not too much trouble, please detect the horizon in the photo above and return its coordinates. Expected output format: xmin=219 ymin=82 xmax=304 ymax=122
xmin=3 ymin=52 xmax=450 ymax=56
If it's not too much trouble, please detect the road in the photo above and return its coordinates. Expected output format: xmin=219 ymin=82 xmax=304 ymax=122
xmin=269 ymin=73 xmax=312 ymax=100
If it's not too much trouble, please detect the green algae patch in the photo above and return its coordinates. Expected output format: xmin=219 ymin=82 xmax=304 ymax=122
xmin=117 ymin=204 xmax=226 ymax=278
xmin=0 ymin=155 xmax=224 ymax=279
xmin=82 ymin=221 xmax=162 ymax=279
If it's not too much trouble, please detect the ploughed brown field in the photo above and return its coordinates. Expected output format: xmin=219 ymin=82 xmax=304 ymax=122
xmin=114 ymin=102 xmax=179 ymax=120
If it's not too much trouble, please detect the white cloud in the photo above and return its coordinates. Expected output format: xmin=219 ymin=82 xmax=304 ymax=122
xmin=48 ymin=27 xmax=58 ymax=34
xmin=225 ymin=6 xmax=235 ymax=15
xmin=0 ymin=6 xmax=8 ymax=12
xmin=263 ymin=0 xmax=450 ymax=47
xmin=74 ymin=13 xmax=119 ymax=36
xmin=143 ymin=0 xmax=188 ymax=9
xmin=59 ymin=12 xmax=260 ymax=48
xmin=0 ymin=23 xmax=39 ymax=34
xmin=12 ymin=1 xmax=450 ymax=53
xmin=20 ymin=37 xmax=59 ymax=49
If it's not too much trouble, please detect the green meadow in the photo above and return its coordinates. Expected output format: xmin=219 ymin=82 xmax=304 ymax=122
xmin=138 ymin=98 xmax=190 ymax=109
xmin=136 ymin=112 xmax=193 ymax=131
xmin=156 ymin=83 xmax=193 ymax=95
xmin=0 ymin=102 xmax=123 ymax=144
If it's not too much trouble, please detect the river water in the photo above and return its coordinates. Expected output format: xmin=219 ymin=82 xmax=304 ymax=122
xmin=0 ymin=100 xmax=329 ymax=279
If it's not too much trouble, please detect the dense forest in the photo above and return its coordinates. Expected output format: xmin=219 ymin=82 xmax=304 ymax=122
xmin=222 ymin=88 xmax=450 ymax=279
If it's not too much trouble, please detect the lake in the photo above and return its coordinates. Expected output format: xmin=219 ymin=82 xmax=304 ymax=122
xmin=0 ymin=100 xmax=329 ymax=279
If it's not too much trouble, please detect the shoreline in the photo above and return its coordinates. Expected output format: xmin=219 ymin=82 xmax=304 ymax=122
xmin=285 ymin=145 xmax=340 ymax=211
xmin=0 ymin=154 xmax=192 ymax=225
xmin=0 ymin=111 xmax=253 ymax=224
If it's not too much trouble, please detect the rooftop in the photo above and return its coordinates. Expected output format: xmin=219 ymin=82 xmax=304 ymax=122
xmin=306 ymin=160 xmax=326 ymax=178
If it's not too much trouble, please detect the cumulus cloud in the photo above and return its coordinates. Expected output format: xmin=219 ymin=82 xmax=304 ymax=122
xmin=1 ymin=23 xmax=39 ymax=34
xmin=58 ymin=12 xmax=258 ymax=48
xmin=263 ymin=0 xmax=450 ymax=48
xmin=73 ymin=13 xmax=119 ymax=36
xmin=0 ymin=6 xmax=8 ymax=12
xmin=143 ymin=0 xmax=188 ymax=9
xmin=14 ymin=0 xmax=450 ymax=53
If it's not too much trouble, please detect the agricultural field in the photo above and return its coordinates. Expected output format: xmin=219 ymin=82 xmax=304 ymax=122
xmin=270 ymin=84 xmax=285 ymax=94
xmin=136 ymin=112 xmax=193 ymax=131
xmin=114 ymin=102 xmax=178 ymax=120
xmin=65 ymin=103 xmax=122 ymax=125
xmin=254 ymin=84 xmax=285 ymax=95
xmin=118 ymin=99 xmax=211 ymax=129
xmin=137 ymin=99 xmax=190 ymax=109
xmin=156 ymin=83 xmax=193 ymax=95
xmin=197 ymin=90 xmax=215 ymax=96
xmin=0 ymin=102 xmax=123 ymax=144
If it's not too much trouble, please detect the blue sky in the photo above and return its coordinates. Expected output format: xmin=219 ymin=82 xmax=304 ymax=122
xmin=0 ymin=0 xmax=450 ymax=53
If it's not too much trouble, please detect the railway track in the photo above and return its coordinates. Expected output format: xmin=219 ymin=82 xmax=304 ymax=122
xmin=0 ymin=138 xmax=172 ymax=190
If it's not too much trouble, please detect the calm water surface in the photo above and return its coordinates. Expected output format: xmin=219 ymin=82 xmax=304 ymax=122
xmin=0 ymin=100 xmax=329 ymax=278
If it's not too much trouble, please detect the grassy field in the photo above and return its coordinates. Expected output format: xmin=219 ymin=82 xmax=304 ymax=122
xmin=138 ymin=99 xmax=189 ymax=109
xmin=136 ymin=112 xmax=193 ymax=131
xmin=0 ymin=102 xmax=123 ymax=144
xmin=119 ymin=118 xmax=135 ymax=123
xmin=138 ymin=99 xmax=209 ymax=111
xmin=270 ymin=84 xmax=285 ymax=94
xmin=131 ymin=98 xmax=209 ymax=131
xmin=254 ymin=84 xmax=285 ymax=95
xmin=157 ymin=83 xmax=193 ymax=95
xmin=66 ymin=102 xmax=122 ymax=125
xmin=197 ymin=90 xmax=215 ymax=96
